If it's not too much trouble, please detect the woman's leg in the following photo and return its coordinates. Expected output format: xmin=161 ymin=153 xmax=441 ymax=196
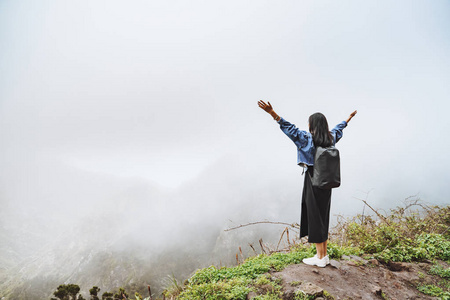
xmin=315 ymin=240 xmax=328 ymax=259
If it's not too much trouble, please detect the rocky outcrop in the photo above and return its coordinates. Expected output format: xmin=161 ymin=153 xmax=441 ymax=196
xmin=265 ymin=256 xmax=447 ymax=299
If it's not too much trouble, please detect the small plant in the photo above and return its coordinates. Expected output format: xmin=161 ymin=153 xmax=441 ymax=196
xmin=53 ymin=284 xmax=81 ymax=300
xmin=163 ymin=275 xmax=184 ymax=299
xmin=417 ymin=284 xmax=450 ymax=299
xmin=90 ymin=286 xmax=101 ymax=300
xmin=290 ymin=281 xmax=301 ymax=287
xmin=323 ymin=290 xmax=335 ymax=300
xmin=333 ymin=202 xmax=450 ymax=263
xmin=429 ymin=264 xmax=450 ymax=279
xmin=293 ymin=290 xmax=314 ymax=300
xmin=102 ymin=291 xmax=113 ymax=300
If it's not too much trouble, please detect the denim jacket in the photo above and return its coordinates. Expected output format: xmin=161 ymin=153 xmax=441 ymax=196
xmin=277 ymin=117 xmax=347 ymax=167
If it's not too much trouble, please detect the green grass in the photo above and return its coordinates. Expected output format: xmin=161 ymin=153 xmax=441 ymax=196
xmin=430 ymin=264 xmax=450 ymax=279
xmin=169 ymin=204 xmax=450 ymax=299
xmin=173 ymin=242 xmax=364 ymax=300
xmin=417 ymin=284 xmax=450 ymax=299
xmin=177 ymin=245 xmax=315 ymax=300
xmin=337 ymin=204 xmax=450 ymax=263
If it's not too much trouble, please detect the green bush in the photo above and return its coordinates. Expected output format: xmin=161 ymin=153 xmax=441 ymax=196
xmin=418 ymin=284 xmax=450 ymax=299
xmin=337 ymin=204 xmax=450 ymax=263
xmin=177 ymin=246 xmax=314 ymax=300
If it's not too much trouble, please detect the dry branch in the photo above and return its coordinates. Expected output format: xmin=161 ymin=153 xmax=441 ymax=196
xmin=225 ymin=221 xmax=299 ymax=232
xmin=148 ymin=285 xmax=153 ymax=300
xmin=259 ymin=238 xmax=267 ymax=254
xmin=239 ymin=246 xmax=244 ymax=261
xmin=354 ymin=197 xmax=391 ymax=226
xmin=276 ymin=227 xmax=287 ymax=250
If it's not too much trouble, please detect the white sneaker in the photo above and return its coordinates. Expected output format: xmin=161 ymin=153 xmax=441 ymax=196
xmin=302 ymin=254 xmax=329 ymax=268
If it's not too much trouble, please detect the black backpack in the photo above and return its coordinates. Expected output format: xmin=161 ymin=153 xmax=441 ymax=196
xmin=310 ymin=146 xmax=341 ymax=189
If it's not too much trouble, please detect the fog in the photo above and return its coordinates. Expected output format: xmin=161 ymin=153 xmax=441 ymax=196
xmin=1 ymin=0 xmax=449 ymax=298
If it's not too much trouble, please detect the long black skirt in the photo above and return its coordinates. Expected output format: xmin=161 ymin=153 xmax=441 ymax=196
xmin=300 ymin=166 xmax=332 ymax=243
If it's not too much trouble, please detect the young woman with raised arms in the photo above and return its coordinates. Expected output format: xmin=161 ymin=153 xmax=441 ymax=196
xmin=258 ymin=100 xmax=357 ymax=267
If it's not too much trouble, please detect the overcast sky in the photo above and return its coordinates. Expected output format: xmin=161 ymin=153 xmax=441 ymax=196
xmin=1 ymin=0 xmax=449 ymax=225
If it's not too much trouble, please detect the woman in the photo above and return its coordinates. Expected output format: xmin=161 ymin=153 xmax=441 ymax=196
xmin=258 ymin=100 xmax=357 ymax=267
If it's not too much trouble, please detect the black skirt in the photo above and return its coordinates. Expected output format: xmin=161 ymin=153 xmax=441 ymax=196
xmin=300 ymin=166 xmax=332 ymax=243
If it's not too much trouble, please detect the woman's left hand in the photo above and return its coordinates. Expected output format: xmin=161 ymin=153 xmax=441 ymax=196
xmin=258 ymin=100 xmax=274 ymax=114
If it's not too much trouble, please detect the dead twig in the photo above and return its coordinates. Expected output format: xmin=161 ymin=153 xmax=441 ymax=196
xmin=148 ymin=285 xmax=153 ymax=300
xmin=225 ymin=221 xmax=299 ymax=232
xmin=239 ymin=246 xmax=244 ymax=261
xmin=354 ymin=197 xmax=391 ymax=226
xmin=259 ymin=238 xmax=267 ymax=254
xmin=286 ymin=227 xmax=291 ymax=246
xmin=249 ymin=243 xmax=257 ymax=255
xmin=276 ymin=227 xmax=286 ymax=250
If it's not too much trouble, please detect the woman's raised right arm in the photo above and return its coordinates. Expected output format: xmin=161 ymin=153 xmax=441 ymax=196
xmin=346 ymin=110 xmax=357 ymax=123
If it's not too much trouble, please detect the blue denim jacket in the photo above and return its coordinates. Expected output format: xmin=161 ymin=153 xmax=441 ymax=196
xmin=277 ymin=117 xmax=347 ymax=167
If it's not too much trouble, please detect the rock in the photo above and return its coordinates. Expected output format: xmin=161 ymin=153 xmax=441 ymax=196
xmin=312 ymin=269 xmax=319 ymax=274
xmin=369 ymin=258 xmax=379 ymax=266
xmin=341 ymin=255 xmax=351 ymax=260
xmin=349 ymin=255 xmax=364 ymax=261
xmin=247 ymin=291 xmax=258 ymax=299
xmin=388 ymin=261 xmax=410 ymax=272
xmin=371 ymin=286 xmax=383 ymax=296
xmin=347 ymin=260 xmax=357 ymax=266
xmin=340 ymin=265 xmax=350 ymax=272
xmin=384 ymin=270 xmax=395 ymax=280
xmin=393 ymin=281 xmax=402 ymax=289
xmin=282 ymin=289 xmax=295 ymax=300
xmin=289 ymin=280 xmax=302 ymax=287
xmin=329 ymin=259 xmax=342 ymax=269
xmin=256 ymin=284 xmax=274 ymax=294
xmin=296 ymin=282 xmax=323 ymax=297
xmin=349 ymin=255 xmax=368 ymax=265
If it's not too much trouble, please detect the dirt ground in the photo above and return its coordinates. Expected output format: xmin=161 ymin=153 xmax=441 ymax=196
xmin=267 ymin=255 xmax=448 ymax=300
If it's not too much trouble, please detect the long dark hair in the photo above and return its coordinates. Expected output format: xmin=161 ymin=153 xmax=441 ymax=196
xmin=309 ymin=112 xmax=333 ymax=147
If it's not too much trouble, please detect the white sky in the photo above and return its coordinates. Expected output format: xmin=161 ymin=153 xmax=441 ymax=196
xmin=1 ymin=0 xmax=449 ymax=218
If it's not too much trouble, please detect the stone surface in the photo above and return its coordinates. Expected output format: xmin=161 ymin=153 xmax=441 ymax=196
xmin=371 ymin=285 xmax=383 ymax=296
xmin=388 ymin=261 xmax=410 ymax=272
xmin=341 ymin=255 xmax=351 ymax=260
xmin=384 ymin=270 xmax=395 ymax=280
xmin=350 ymin=255 xmax=364 ymax=261
xmin=296 ymin=281 xmax=324 ymax=297
xmin=282 ymin=289 xmax=295 ymax=300
xmin=369 ymin=258 xmax=379 ymax=266
xmin=329 ymin=259 xmax=342 ymax=269
xmin=272 ymin=257 xmax=444 ymax=300
xmin=347 ymin=260 xmax=357 ymax=266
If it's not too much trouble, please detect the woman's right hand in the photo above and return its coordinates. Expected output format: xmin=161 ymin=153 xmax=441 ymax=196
xmin=258 ymin=100 xmax=274 ymax=113
xmin=346 ymin=110 xmax=357 ymax=123
xmin=258 ymin=100 xmax=280 ymax=121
